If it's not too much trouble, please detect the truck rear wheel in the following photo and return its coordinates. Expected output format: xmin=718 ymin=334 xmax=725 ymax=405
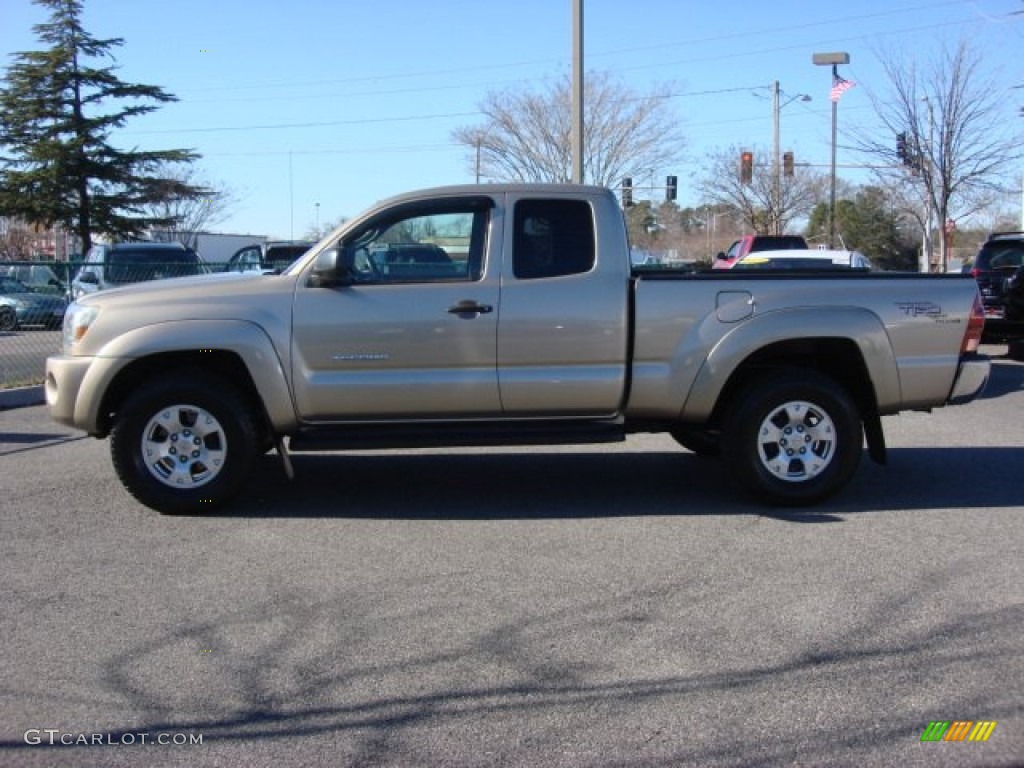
xmin=110 ymin=372 xmax=260 ymax=515
xmin=722 ymin=370 xmax=862 ymax=506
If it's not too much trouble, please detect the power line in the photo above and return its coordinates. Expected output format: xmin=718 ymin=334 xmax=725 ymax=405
xmin=169 ymin=1 xmax=987 ymax=101
xmin=128 ymin=86 xmax=767 ymax=137
xmin=205 ymin=143 xmax=456 ymax=157
xmin=126 ymin=111 xmax=483 ymax=135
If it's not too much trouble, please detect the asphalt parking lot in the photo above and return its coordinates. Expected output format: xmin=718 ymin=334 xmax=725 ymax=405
xmin=0 ymin=348 xmax=1021 ymax=767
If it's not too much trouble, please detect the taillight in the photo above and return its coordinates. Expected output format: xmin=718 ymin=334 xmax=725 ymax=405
xmin=969 ymin=267 xmax=979 ymax=278
xmin=961 ymin=292 xmax=985 ymax=354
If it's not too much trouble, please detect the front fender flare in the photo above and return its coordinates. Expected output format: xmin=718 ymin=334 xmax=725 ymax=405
xmin=74 ymin=319 xmax=297 ymax=433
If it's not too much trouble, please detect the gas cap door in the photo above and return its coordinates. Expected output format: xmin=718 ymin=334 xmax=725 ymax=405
xmin=716 ymin=290 xmax=754 ymax=323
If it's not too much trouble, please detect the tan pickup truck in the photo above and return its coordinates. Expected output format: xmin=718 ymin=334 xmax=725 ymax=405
xmin=46 ymin=184 xmax=990 ymax=514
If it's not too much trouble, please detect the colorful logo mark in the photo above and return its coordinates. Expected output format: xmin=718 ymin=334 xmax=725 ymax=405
xmin=920 ymin=721 xmax=997 ymax=742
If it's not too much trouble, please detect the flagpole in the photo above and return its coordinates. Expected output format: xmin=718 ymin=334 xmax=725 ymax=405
xmin=812 ymin=52 xmax=850 ymax=249
xmin=829 ymin=65 xmax=839 ymax=249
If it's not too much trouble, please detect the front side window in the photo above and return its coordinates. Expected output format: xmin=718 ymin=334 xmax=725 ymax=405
xmin=513 ymin=199 xmax=596 ymax=279
xmin=342 ymin=205 xmax=489 ymax=284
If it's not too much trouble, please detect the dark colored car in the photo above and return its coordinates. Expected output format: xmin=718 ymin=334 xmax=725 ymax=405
xmin=71 ymin=242 xmax=208 ymax=299
xmin=968 ymin=231 xmax=1024 ymax=319
xmin=1006 ymin=265 xmax=1024 ymax=322
xmin=0 ymin=276 xmax=68 ymax=330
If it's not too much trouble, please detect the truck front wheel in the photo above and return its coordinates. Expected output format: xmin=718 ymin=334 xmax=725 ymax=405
xmin=722 ymin=370 xmax=862 ymax=506
xmin=110 ymin=372 xmax=260 ymax=515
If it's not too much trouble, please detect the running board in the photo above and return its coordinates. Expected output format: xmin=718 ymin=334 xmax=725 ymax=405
xmin=287 ymin=420 xmax=626 ymax=452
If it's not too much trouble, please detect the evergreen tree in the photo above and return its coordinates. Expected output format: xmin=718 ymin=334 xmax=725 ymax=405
xmin=0 ymin=0 xmax=204 ymax=253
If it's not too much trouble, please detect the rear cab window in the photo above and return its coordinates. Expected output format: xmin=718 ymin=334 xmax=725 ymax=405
xmin=513 ymin=199 xmax=596 ymax=279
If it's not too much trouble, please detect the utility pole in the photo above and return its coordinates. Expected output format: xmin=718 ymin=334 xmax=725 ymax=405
xmin=474 ymin=135 xmax=482 ymax=184
xmin=571 ymin=0 xmax=584 ymax=184
xmin=772 ymin=80 xmax=781 ymax=233
xmin=922 ymin=96 xmax=934 ymax=273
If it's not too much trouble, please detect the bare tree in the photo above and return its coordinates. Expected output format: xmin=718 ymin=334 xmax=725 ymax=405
xmin=452 ymin=71 xmax=685 ymax=187
xmin=853 ymin=39 xmax=1020 ymax=271
xmin=303 ymin=215 xmax=348 ymax=241
xmin=143 ymin=164 xmax=238 ymax=249
xmin=0 ymin=220 xmax=35 ymax=260
xmin=698 ymin=145 xmax=827 ymax=234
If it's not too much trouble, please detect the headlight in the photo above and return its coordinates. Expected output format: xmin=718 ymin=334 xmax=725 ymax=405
xmin=62 ymin=303 xmax=99 ymax=352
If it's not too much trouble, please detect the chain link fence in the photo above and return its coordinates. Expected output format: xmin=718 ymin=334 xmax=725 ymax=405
xmin=1 ymin=259 xmax=238 ymax=390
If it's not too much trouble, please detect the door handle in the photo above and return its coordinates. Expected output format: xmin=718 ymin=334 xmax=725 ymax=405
xmin=447 ymin=301 xmax=493 ymax=316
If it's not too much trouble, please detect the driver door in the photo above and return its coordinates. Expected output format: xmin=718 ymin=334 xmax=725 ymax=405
xmin=290 ymin=196 xmax=502 ymax=420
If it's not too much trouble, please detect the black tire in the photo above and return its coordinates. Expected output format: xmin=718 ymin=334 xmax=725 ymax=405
xmin=722 ymin=369 xmax=862 ymax=506
xmin=110 ymin=372 xmax=261 ymax=515
xmin=0 ymin=306 xmax=17 ymax=331
xmin=669 ymin=427 xmax=720 ymax=457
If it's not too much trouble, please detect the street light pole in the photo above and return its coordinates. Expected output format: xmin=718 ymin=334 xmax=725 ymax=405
xmin=571 ymin=0 xmax=584 ymax=184
xmin=812 ymin=52 xmax=850 ymax=249
xmin=770 ymin=83 xmax=811 ymax=235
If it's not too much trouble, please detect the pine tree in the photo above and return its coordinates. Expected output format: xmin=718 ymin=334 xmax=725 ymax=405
xmin=0 ymin=0 xmax=205 ymax=253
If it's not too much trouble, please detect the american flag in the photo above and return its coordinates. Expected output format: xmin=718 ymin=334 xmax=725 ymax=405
xmin=830 ymin=74 xmax=856 ymax=102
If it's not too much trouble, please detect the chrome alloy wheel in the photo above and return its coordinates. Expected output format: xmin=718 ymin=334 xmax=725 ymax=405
xmin=756 ymin=399 xmax=836 ymax=483
xmin=140 ymin=404 xmax=227 ymax=488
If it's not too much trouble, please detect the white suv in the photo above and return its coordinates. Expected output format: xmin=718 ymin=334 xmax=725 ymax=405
xmin=72 ymin=242 xmax=207 ymax=299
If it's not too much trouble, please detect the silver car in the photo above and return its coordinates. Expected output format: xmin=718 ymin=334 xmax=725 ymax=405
xmin=0 ymin=276 xmax=67 ymax=330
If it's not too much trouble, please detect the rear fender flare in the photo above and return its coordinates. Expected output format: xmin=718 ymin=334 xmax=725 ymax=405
xmin=680 ymin=307 xmax=900 ymax=421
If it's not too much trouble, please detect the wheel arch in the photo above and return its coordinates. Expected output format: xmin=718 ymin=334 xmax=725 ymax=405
xmin=682 ymin=316 xmax=892 ymax=464
xmin=76 ymin=320 xmax=296 ymax=438
xmin=681 ymin=307 xmax=898 ymax=423
xmin=97 ymin=351 xmax=268 ymax=441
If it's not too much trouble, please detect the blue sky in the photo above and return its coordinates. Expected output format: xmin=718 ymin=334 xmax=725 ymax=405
xmin=2 ymin=0 xmax=1022 ymax=239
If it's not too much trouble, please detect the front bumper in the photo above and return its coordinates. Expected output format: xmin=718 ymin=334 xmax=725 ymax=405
xmin=45 ymin=355 xmax=97 ymax=431
xmin=948 ymin=353 xmax=990 ymax=405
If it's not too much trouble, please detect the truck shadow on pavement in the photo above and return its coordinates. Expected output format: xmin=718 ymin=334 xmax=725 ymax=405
xmin=3 ymin=575 xmax=1020 ymax=765
xmin=977 ymin=357 xmax=1023 ymax=400
xmin=224 ymin=443 xmax=1024 ymax=522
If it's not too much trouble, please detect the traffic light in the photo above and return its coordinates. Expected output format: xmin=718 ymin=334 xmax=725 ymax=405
xmin=896 ymin=132 xmax=907 ymax=164
xmin=740 ymin=151 xmax=753 ymax=184
xmin=621 ymin=177 xmax=633 ymax=207
xmin=783 ymin=152 xmax=794 ymax=177
xmin=666 ymin=175 xmax=677 ymax=202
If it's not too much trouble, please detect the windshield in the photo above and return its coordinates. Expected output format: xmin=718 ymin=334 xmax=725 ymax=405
xmin=976 ymin=243 xmax=1024 ymax=271
xmin=106 ymin=250 xmax=205 ymax=283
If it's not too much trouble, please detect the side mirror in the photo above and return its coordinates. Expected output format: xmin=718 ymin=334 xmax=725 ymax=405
xmin=715 ymin=252 xmax=728 ymax=261
xmin=77 ymin=272 xmax=99 ymax=285
xmin=307 ymin=247 xmax=353 ymax=288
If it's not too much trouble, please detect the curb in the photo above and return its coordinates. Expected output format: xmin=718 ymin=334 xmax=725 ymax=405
xmin=0 ymin=385 xmax=45 ymax=411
